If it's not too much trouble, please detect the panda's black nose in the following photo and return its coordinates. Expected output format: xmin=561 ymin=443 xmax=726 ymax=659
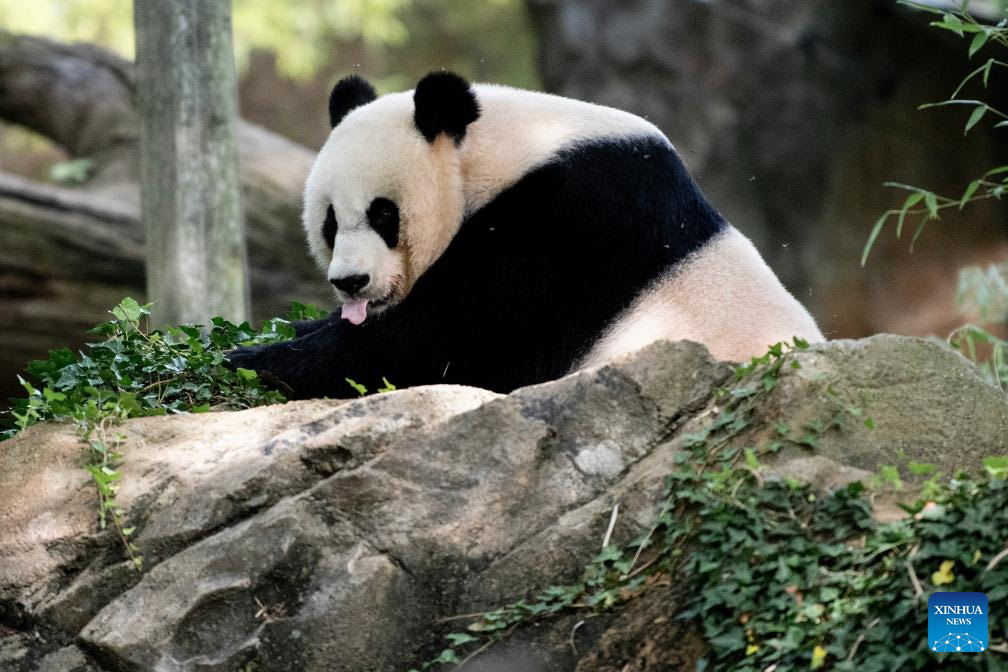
xmin=330 ymin=274 xmax=370 ymax=295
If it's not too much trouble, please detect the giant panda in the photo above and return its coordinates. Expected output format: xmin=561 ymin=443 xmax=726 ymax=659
xmin=227 ymin=71 xmax=823 ymax=399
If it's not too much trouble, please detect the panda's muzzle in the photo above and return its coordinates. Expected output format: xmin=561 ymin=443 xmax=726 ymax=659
xmin=330 ymin=274 xmax=370 ymax=296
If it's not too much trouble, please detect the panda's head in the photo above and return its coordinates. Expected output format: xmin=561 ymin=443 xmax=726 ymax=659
xmin=303 ymin=71 xmax=480 ymax=325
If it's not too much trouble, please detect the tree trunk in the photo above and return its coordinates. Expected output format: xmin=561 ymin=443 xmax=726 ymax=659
xmin=0 ymin=31 xmax=328 ymax=401
xmin=133 ymin=0 xmax=248 ymax=326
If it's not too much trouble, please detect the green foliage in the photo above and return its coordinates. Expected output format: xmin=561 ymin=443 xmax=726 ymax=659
xmin=985 ymin=455 xmax=1008 ymax=478
xmin=0 ymin=0 xmax=408 ymax=73
xmin=952 ymin=263 xmax=1008 ymax=388
xmin=949 ymin=324 xmax=1008 ymax=390
xmin=76 ymin=396 xmax=142 ymax=569
xmin=864 ymin=1 xmax=1008 ymax=391
xmin=0 ymin=0 xmax=538 ymax=88
xmin=0 ymin=0 xmax=136 ymax=58
xmin=284 ymin=300 xmax=330 ymax=322
xmin=1 ymin=298 xmax=329 ymax=566
xmin=958 ymin=263 xmax=1008 ymax=324
xmin=48 ymin=157 xmax=95 ymax=184
xmin=0 ymin=297 xmax=309 ymax=439
xmin=863 ymin=0 xmax=1008 ymax=266
xmin=232 ymin=0 xmax=412 ymax=77
xmin=346 ymin=375 xmax=398 ymax=397
xmin=408 ymin=339 xmax=1007 ymax=670
xmin=677 ymin=471 xmax=1008 ymax=671
xmin=345 ymin=378 xmax=369 ymax=397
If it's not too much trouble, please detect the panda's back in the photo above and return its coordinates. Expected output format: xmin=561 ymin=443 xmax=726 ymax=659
xmin=444 ymin=87 xmax=822 ymax=377
xmin=417 ymin=119 xmax=731 ymax=387
xmin=460 ymin=85 xmax=671 ymax=213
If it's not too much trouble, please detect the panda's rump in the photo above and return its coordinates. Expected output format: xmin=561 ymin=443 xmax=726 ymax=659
xmin=578 ymin=227 xmax=824 ymax=368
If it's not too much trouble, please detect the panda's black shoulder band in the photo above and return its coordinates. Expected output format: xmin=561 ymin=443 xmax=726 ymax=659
xmin=413 ymin=71 xmax=480 ymax=143
xmin=329 ymin=75 xmax=378 ymax=128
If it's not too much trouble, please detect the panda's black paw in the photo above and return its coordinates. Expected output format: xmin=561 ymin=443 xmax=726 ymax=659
xmin=225 ymin=345 xmax=297 ymax=398
xmin=223 ymin=344 xmax=260 ymax=371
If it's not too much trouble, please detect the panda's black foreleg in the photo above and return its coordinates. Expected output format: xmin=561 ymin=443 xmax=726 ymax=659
xmin=226 ymin=319 xmax=357 ymax=400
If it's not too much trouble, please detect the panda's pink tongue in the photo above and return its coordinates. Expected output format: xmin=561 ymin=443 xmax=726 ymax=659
xmin=341 ymin=300 xmax=368 ymax=325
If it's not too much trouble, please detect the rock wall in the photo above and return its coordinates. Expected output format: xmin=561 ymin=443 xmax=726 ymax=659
xmin=1 ymin=336 xmax=1006 ymax=671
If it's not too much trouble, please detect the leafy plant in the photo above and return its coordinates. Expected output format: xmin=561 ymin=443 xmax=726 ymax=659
xmin=673 ymin=467 xmax=1008 ymax=671
xmin=863 ymin=0 xmax=1008 ymax=390
xmin=862 ymin=1 xmax=1008 ymax=266
xmin=48 ymin=157 xmax=95 ymax=184
xmin=407 ymin=338 xmax=1007 ymax=671
xmin=346 ymin=376 xmax=398 ymax=397
xmin=1 ymin=298 xmax=329 ymax=567
xmin=952 ymin=263 xmax=1008 ymax=388
xmin=0 ymin=297 xmax=316 ymax=438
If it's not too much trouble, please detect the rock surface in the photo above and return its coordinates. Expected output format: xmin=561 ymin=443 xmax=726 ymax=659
xmin=1 ymin=336 xmax=1006 ymax=671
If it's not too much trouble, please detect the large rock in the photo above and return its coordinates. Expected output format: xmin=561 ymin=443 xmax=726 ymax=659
xmin=0 ymin=336 xmax=1005 ymax=671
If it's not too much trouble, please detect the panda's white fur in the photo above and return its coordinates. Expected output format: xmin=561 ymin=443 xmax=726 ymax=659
xmin=303 ymin=91 xmax=462 ymax=310
xmin=231 ymin=72 xmax=822 ymax=399
xmin=580 ymin=228 xmax=822 ymax=366
xmin=456 ymin=85 xmax=663 ymax=213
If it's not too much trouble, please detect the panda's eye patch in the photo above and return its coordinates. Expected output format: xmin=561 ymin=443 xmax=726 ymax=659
xmin=323 ymin=204 xmax=338 ymax=248
xmin=367 ymin=197 xmax=399 ymax=249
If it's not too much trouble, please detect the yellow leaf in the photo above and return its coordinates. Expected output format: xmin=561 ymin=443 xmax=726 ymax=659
xmin=811 ymin=644 xmax=828 ymax=669
xmin=932 ymin=560 xmax=956 ymax=586
xmin=746 ymin=644 xmax=759 ymax=656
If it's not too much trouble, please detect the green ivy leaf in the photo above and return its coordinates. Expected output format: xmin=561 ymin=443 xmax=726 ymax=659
xmin=49 ymin=158 xmax=94 ymax=184
xmin=111 ymin=297 xmax=147 ymax=324
xmin=345 ymin=378 xmax=368 ymax=396
xmin=983 ymin=455 xmax=1008 ymax=479
xmin=444 ymin=632 xmax=478 ymax=646
xmin=235 ymin=367 xmax=258 ymax=382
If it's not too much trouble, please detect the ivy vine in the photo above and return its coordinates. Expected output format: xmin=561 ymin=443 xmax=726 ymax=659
xmin=1 ymin=298 xmax=326 ymax=567
xmin=410 ymin=340 xmax=1008 ymax=671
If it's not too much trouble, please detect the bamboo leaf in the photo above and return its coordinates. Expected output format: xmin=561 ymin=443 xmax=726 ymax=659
xmin=960 ymin=180 xmax=982 ymax=209
xmin=929 ymin=20 xmax=984 ymax=34
xmin=896 ymin=192 xmax=924 ymax=238
xmin=933 ymin=12 xmax=965 ymax=36
xmin=968 ymin=31 xmax=990 ymax=58
xmin=923 ymin=191 xmax=939 ymax=219
xmin=965 ymin=105 xmax=987 ymax=135
xmin=883 ymin=181 xmax=930 ymax=193
xmin=862 ymin=212 xmax=890 ymax=267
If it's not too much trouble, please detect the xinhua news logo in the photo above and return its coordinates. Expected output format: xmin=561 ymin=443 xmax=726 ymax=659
xmin=928 ymin=592 xmax=988 ymax=653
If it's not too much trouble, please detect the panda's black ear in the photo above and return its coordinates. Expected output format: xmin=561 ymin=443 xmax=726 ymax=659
xmin=329 ymin=75 xmax=377 ymax=128
xmin=413 ymin=71 xmax=480 ymax=143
